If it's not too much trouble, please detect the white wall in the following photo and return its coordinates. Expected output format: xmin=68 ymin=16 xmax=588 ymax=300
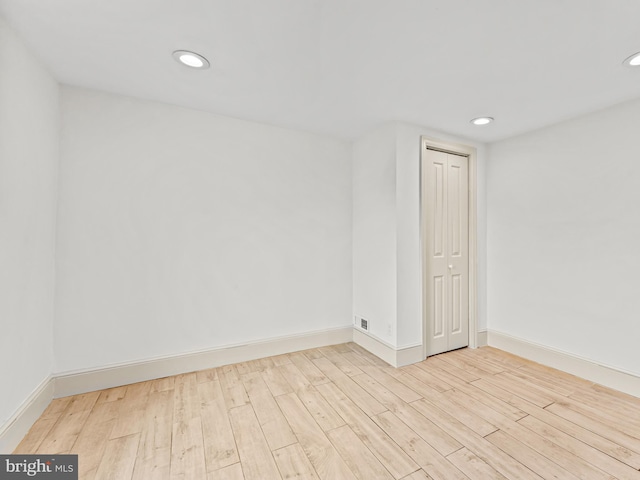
xmin=55 ymin=87 xmax=352 ymax=373
xmin=0 ymin=18 xmax=58 ymax=428
xmin=353 ymin=122 xmax=487 ymax=351
xmin=352 ymin=123 xmax=398 ymax=344
xmin=487 ymin=98 xmax=640 ymax=376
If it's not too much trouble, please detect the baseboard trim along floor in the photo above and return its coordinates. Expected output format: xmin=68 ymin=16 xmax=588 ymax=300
xmin=55 ymin=326 xmax=354 ymax=398
xmin=352 ymin=328 xmax=423 ymax=367
xmin=488 ymin=329 xmax=640 ymax=398
xmin=13 ymin=343 xmax=640 ymax=479
xmin=1 ymin=326 xmax=352 ymax=453
xmin=0 ymin=376 xmax=54 ymax=454
xmin=5 ymin=326 xmax=639 ymax=454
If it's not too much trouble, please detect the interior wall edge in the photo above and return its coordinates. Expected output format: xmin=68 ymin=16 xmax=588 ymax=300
xmin=487 ymin=329 xmax=640 ymax=398
xmin=54 ymin=326 xmax=353 ymax=398
xmin=0 ymin=376 xmax=54 ymax=454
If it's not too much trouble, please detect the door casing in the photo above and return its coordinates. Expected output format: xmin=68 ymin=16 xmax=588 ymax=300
xmin=420 ymin=136 xmax=478 ymax=358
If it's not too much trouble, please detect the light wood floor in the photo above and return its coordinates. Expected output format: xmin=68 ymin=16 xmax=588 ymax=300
xmin=15 ymin=344 xmax=640 ymax=480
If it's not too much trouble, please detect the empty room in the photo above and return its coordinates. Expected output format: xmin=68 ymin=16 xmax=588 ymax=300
xmin=1 ymin=0 xmax=640 ymax=479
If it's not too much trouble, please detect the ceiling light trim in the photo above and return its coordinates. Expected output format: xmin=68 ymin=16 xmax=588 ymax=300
xmin=623 ymin=52 xmax=640 ymax=67
xmin=172 ymin=50 xmax=210 ymax=69
xmin=470 ymin=116 xmax=494 ymax=126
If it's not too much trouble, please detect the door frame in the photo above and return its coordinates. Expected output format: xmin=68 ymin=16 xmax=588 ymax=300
xmin=420 ymin=136 xmax=478 ymax=358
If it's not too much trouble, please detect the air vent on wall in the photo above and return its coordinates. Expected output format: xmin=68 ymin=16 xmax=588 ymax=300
xmin=360 ymin=318 xmax=368 ymax=331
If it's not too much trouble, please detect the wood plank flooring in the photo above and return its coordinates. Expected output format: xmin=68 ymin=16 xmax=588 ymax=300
xmin=15 ymin=344 xmax=640 ymax=479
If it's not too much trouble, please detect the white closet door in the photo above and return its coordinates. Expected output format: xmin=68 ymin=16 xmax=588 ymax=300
xmin=423 ymin=148 xmax=469 ymax=355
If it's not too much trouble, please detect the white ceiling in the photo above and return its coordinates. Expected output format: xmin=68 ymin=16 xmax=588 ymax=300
xmin=2 ymin=0 xmax=640 ymax=142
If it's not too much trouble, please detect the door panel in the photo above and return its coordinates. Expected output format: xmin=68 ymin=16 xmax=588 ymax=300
xmin=451 ymin=273 xmax=462 ymax=334
xmin=433 ymin=161 xmax=445 ymax=258
xmin=423 ymin=148 xmax=469 ymax=355
xmin=433 ymin=275 xmax=445 ymax=338
xmin=447 ymin=153 xmax=469 ymax=350
xmin=449 ymin=163 xmax=462 ymax=256
xmin=425 ymin=150 xmax=449 ymax=355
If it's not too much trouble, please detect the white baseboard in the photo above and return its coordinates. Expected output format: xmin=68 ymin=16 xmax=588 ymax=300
xmin=55 ymin=326 xmax=353 ymax=398
xmin=477 ymin=330 xmax=488 ymax=347
xmin=0 ymin=376 xmax=54 ymax=453
xmin=487 ymin=329 xmax=640 ymax=398
xmin=3 ymin=326 xmax=353 ymax=452
xmin=352 ymin=329 xmax=423 ymax=367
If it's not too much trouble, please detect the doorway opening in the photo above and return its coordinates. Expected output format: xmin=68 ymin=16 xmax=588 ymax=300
xmin=421 ymin=137 xmax=478 ymax=358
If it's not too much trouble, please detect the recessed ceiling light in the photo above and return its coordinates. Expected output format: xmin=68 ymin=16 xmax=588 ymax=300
xmin=623 ymin=52 xmax=640 ymax=67
xmin=172 ymin=50 xmax=210 ymax=69
xmin=470 ymin=117 xmax=494 ymax=126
